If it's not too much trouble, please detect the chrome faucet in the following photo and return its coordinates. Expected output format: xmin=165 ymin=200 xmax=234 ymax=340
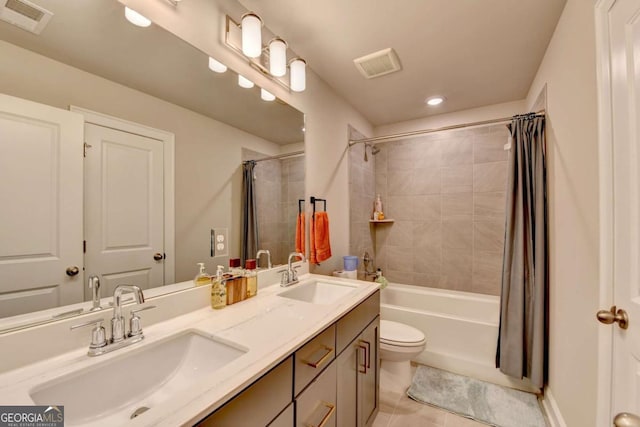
xmin=256 ymin=249 xmax=272 ymax=269
xmin=88 ymin=275 xmax=102 ymax=311
xmin=281 ymin=252 xmax=305 ymax=287
xmin=71 ymin=284 xmax=155 ymax=356
xmin=111 ymin=285 xmax=145 ymax=343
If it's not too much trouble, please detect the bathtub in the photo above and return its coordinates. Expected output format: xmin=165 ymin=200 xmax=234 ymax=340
xmin=380 ymin=282 xmax=537 ymax=392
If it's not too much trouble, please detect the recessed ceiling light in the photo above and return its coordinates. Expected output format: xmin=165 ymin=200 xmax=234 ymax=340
xmin=426 ymin=96 xmax=445 ymax=106
xmin=124 ymin=7 xmax=151 ymax=27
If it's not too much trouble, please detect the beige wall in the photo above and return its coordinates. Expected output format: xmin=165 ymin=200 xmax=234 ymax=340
xmin=526 ymin=1 xmax=599 ymax=425
xmin=0 ymin=40 xmax=284 ymax=282
xmin=121 ymin=0 xmax=374 ymax=276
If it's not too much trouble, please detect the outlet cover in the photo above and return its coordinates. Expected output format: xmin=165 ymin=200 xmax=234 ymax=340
xmin=211 ymin=227 xmax=228 ymax=257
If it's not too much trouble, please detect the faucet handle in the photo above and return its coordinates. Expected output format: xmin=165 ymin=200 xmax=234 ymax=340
xmin=71 ymin=318 xmax=107 ymax=349
xmin=128 ymin=305 xmax=156 ymax=337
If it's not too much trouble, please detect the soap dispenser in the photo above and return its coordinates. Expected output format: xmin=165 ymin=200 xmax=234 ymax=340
xmin=211 ymin=265 xmax=227 ymax=309
xmin=194 ymin=263 xmax=211 ymax=287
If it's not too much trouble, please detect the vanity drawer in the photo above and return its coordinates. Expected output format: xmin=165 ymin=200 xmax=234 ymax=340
xmin=295 ymin=361 xmax=337 ymax=427
xmin=294 ymin=324 xmax=336 ymax=396
xmin=197 ymin=356 xmax=293 ymax=426
xmin=336 ymin=290 xmax=380 ymax=355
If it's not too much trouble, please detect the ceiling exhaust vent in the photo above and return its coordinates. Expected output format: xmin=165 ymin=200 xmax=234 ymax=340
xmin=353 ymin=48 xmax=402 ymax=79
xmin=0 ymin=0 xmax=53 ymax=35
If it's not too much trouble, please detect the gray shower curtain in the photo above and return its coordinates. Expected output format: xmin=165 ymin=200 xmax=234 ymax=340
xmin=241 ymin=161 xmax=258 ymax=265
xmin=496 ymin=114 xmax=547 ymax=390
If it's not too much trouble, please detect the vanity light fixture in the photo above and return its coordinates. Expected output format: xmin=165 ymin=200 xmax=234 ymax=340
xmin=238 ymin=75 xmax=255 ymax=89
xmin=261 ymin=89 xmax=276 ymax=101
xmin=241 ymin=13 xmax=263 ymax=58
xmin=208 ymin=57 xmax=227 ymax=73
xmin=269 ymin=38 xmax=287 ymax=77
xmin=224 ymin=14 xmax=306 ymax=93
xmin=426 ymin=96 xmax=445 ymax=106
xmin=289 ymin=58 xmax=306 ymax=92
xmin=124 ymin=7 xmax=151 ymax=28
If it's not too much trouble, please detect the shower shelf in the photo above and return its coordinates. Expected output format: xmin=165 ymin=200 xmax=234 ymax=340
xmin=369 ymin=219 xmax=394 ymax=224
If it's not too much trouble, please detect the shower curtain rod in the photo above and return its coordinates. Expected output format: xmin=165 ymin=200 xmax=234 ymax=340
xmin=246 ymin=150 xmax=304 ymax=163
xmin=348 ymin=110 xmax=546 ymax=146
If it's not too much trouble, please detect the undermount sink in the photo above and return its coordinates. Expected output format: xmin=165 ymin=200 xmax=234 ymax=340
xmin=30 ymin=330 xmax=247 ymax=426
xmin=278 ymin=280 xmax=359 ymax=305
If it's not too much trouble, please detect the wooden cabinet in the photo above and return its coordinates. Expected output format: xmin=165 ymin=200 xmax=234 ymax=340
xmin=196 ymin=357 xmax=293 ymax=427
xmin=197 ymin=290 xmax=380 ymax=427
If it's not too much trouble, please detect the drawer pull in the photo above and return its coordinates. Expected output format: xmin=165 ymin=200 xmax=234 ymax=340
xmin=305 ymin=345 xmax=334 ymax=369
xmin=357 ymin=343 xmax=367 ymax=374
xmin=313 ymin=401 xmax=336 ymax=427
xmin=360 ymin=340 xmax=371 ymax=368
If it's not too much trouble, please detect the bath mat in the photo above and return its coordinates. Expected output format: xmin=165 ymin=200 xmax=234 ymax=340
xmin=407 ymin=365 xmax=547 ymax=427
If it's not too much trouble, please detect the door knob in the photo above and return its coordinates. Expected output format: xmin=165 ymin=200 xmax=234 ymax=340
xmin=153 ymin=253 xmax=163 ymax=261
xmin=614 ymin=412 xmax=640 ymax=427
xmin=597 ymin=305 xmax=629 ymax=330
xmin=66 ymin=266 xmax=80 ymax=277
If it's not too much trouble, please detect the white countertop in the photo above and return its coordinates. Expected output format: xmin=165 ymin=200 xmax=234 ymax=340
xmin=0 ymin=274 xmax=379 ymax=426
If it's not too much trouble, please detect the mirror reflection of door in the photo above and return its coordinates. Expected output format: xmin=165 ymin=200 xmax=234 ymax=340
xmin=84 ymin=123 xmax=165 ymax=298
xmin=0 ymin=94 xmax=84 ymax=318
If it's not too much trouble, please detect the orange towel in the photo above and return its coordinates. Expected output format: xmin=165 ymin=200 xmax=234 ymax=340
xmin=295 ymin=212 xmax=305 ymax=255
xmin=310 ymin=211 xmax=331 ymax=264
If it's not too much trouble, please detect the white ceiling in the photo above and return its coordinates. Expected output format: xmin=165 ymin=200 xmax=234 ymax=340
xmin=0 ymin=0 xmax=304 ymax=144
xmin=239 ymin=0 xmax=567 ymax=125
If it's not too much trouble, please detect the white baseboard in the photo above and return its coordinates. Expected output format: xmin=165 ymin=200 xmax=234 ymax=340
xmin=542 ymin=387 xmax=567 ymax=427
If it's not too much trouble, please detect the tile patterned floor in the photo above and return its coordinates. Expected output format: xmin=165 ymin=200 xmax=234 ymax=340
xmin=372 ymin=364 xmax=487 ymax=427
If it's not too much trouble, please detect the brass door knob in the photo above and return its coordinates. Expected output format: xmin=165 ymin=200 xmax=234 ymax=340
xmin=66 ymin=266 xmax=80 ymax=277
xmin=153 ymin=253 xmax=164 ymax=261
xmin=596 ymin=305 xmax=629 ymax=330
xmin=614 ymin=412 xmax=640 ymax=427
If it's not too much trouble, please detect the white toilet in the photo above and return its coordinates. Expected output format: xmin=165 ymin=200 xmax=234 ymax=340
xmin=379 ymin=320 xmax=426 ymax=388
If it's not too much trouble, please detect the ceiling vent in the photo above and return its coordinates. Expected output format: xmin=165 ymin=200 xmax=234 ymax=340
xmin=0 ymin=0 xmax=53 ymax=35
xmin=353 ymin=48 xmax=402 ymax=79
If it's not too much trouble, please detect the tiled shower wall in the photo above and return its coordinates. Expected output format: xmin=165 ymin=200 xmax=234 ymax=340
xmin=348 ymin=141 xmax=376 ymax=278
xmin=372 ymin=124 xmax=508 ymax=295
xmin=253 ymin=155 xmax=305 ymax=266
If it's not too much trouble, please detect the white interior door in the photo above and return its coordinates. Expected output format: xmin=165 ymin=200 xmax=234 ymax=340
xmin=84 ymin=123 xmax=165 ymax=297
xmin=609 ymin=0 xmax=640 ymax=423
xmin=0 ymin=93 xmax=84 ymax=318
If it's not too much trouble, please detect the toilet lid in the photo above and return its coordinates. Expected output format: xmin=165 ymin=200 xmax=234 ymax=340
xmin=380 ymin=320 xmax=425 ymax=344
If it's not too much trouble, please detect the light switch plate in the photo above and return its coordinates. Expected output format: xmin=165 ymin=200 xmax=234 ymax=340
xmin=211 ymin=228 xmax=228 ymax=257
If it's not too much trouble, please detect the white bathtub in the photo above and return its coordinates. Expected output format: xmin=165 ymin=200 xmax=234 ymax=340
xmin=380 ymin=282 xmax=537 ymax=392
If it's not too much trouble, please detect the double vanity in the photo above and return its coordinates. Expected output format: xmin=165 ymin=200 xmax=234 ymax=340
xmin=0 ymin=269 xmax=380 ymax=426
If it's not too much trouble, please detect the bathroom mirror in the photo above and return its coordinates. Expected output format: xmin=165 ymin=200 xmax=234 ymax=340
xmin=0 ymin=0 xmax=305 ymax=331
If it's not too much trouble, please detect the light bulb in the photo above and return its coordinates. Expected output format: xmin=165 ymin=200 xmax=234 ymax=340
xmin=238 ymin=75 xmax=254 ymax=89
xmin=261 ymin=89 xmax=275 ymax=101
xmin=208 ymin=57 xmax=227 ymax=73
xmin=124 ymin=7 xmax=151 ymax=28
xmin=269 ymin=38 xmax=287 ymax=77
xmin=289 ymin=58 xmax=306 ymax=92
xmin=241 ymin=13 xmax=262 ymax=58
xmin=426 ymin=96 xmax=445 ymax=106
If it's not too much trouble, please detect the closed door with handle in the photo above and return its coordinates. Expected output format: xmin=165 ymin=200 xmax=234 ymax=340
xmin=600 ymin=0 xmax=640 ymax=424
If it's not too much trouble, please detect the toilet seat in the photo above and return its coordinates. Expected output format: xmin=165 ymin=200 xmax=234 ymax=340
xmin=380 ymin=320 xmax=426 ymax=347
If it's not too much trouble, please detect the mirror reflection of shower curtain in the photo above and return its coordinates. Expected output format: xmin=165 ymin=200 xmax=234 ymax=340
xmin=496 ymin=114 xmax=547 ymax=390
xmin=241 ymin=161 xmax=258 ymax=265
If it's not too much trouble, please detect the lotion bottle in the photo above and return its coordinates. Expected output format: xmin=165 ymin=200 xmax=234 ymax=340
xmin=211 ymin=265 xmax=227 ymax=309
xmin=194 ymin=263 xmax=211 ymax=287
xmin=245 ymin=259 xmax=258 ymax=298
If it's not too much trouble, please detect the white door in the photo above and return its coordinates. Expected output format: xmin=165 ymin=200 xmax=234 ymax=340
xmin=607 ymin=0 xmax=640 ymax=423
xmin=84 ymin=123 xmax=165 ymax=297
xmin=0 ymin=93 xmax=84 ymax=317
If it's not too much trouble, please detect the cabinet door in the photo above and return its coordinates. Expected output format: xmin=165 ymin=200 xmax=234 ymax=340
xmin=296 ymin=361 xmax=337 ymax=427
xmin=358 ymin=317 xmax=379 ymax=427
xmin=336 ymin=340 xmax=357 ymax=426
xmin=269 ymin=403 xmax=294 ymax=427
